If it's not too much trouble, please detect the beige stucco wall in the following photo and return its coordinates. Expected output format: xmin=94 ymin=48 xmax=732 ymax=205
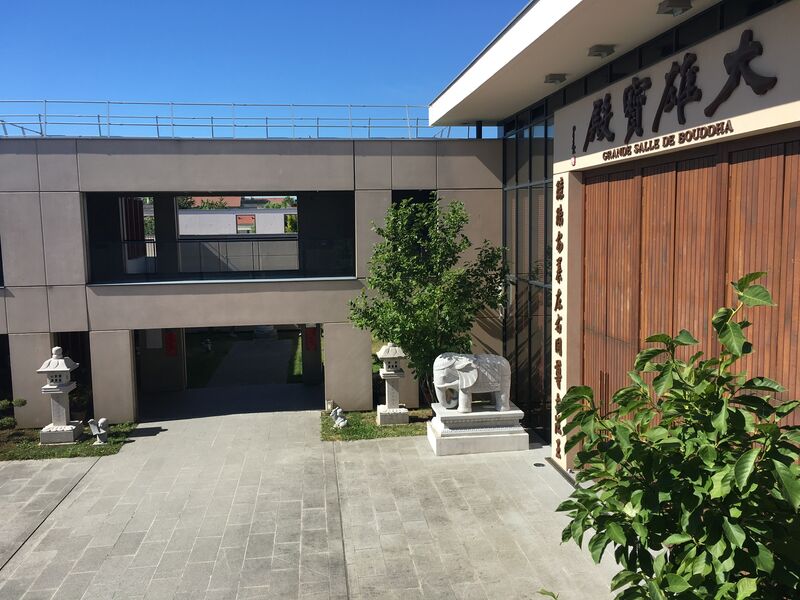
xmin=0 ymin=137 xmax=502 ymax=424
xmin=90 ymin=330 xmax=137 ymax=423
xmin=8 ymin=333 xmax=54 ymax=427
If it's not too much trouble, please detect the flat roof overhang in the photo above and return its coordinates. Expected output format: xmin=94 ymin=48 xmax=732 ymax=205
xmin=429 ymin=0 xmax=721 ymax=126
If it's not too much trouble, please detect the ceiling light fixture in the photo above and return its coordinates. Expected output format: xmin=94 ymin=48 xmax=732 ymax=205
xmin=544 ymin=73 xmax=567 ymax=84
xmin=588 ymin=44 xmax=615 ymax=58
xmin=657 ymin=0 xmax=692 ymax=16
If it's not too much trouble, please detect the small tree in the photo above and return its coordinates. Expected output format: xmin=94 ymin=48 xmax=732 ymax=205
xmin=349 ymin=196 xmax=505 ymax=396
xmin=198 ymin=197 xmax=228 ymax=210
xmin=555 ymin=273 xmax=800 ymax=599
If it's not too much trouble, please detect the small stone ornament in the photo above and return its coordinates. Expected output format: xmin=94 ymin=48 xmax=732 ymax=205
xmin=376 ymin=343 xmax=410 ymax=425
xmin=88 ymin=418 xmax=109 ymax=445
xmin=334 ymin=415 xmax=348 ymax=428
xmin=37 ymin=346 xmax=82 ymax=445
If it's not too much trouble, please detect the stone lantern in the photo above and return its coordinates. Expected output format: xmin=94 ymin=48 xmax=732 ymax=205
xmin=37 ymin=346 xmax=82 ymax=444
xmin=376 ymin=342 xmax=410 ymax=425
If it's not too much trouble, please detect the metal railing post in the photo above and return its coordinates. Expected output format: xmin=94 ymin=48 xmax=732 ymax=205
xmin=156 ymin=115 xmax=160 ymax=138
xmin=265 ymin=116 xmax=269 ymax=139
xmin=106 ymin=101 xmax=111 ymax=137
xmin=211 ymin=116 xmax=215 ymax=138
xmin=97 ymin=115 xmax=102 ymax=136
xmin=367 ymin=117 xmax=371 ymax=139
xmin=316 ymin=117 xmax=319 ymax=139
xmin=38 ymin=114 xmax=44 ymax=136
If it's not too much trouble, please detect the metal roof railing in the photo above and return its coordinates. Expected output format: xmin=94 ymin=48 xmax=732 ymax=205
xmin=0 ymin=100 xmax=492 ymax=140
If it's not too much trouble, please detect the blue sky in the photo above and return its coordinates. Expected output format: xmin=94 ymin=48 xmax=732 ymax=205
xmin=4 ymin=0 xmax=525 ymax=106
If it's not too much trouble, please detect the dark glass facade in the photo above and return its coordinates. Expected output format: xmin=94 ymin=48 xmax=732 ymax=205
xmin=503 ymin=113 xmax=553 ymax=440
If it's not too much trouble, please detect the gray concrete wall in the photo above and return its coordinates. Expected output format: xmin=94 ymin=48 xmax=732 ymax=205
xmin=0 ymin=138 xmax=502 ymax=423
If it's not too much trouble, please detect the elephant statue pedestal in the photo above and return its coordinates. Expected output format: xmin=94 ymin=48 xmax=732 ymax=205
xmin=427 ymin=401 xmax=528 ymax=456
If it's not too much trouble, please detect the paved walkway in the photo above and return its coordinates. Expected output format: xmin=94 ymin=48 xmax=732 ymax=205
xmin=0 ymin=412 xmax=615 ymax=600
xmin=336 ymin=437 xmax=615 ymax=600
xmin=0 ymin=459 xmax=97 ymax=571
xmin=0 ymin=412 xmax=346 ymax=600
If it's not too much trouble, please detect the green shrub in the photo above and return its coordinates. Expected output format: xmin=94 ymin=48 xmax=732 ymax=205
xmin=556 ymin=273 xmax=799 ymax=599
xmin=0 ymin=416 xmax=16 ymax=430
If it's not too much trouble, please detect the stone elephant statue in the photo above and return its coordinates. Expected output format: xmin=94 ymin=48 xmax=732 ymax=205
xmin=433 ymin=353 xmax=511 ymax=413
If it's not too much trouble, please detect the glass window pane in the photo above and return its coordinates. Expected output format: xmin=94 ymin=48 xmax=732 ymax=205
xmin=641 ymin=31 xmax=674 ymax=68
xmin=586 ymin=66 xmax=610 ymax=95
xmin=517 ymin=128 xmax=530 ymax=185
xmin=504 ymin=135 xmax=516 ymax=187
xmin=677 ymin=6 xmax=719 ymax=50
xmin=610 ymin=50 xmax=639 ymax=82
xmin=530 ymin=186 xmax=547 ymax=284
xmin=545 ymin=118 xmax=554 ymax=180
xmin=532 ymin=123 xmax=546 ymax=182
xmin=516 ymin=187 xmax=530 ymax=278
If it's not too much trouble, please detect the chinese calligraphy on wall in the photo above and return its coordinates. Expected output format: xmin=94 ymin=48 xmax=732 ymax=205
xmin=582 ymin=29 xmax=777 ymax=156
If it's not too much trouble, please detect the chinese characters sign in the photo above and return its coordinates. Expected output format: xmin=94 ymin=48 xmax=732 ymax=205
xmin=580 ymin=29 xmax=777 ymax=162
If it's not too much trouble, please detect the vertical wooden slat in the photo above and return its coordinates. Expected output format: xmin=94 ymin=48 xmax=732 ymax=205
xmin=605 ymin=171 xmax=640 ymax=413
xmin=673 ymin=156 xmax=726 ymax=358
xmin=640 ymin=164 xmax=676 ymax=343
xmin=726 ymin=144 xmax=784 ymax=384
xmin=778 ymin=142 xmax=800 ymax=424
xmin=583 ymin=174 xmax=609 ymax=408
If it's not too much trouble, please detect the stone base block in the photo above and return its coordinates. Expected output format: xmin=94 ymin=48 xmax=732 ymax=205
xmin=426 ymin=402 xmax=529 ymax=456
xmin=40 ymin=421 xmax=83 ymax=445
xmin=376 ymin=405 xmax=409 ymax=425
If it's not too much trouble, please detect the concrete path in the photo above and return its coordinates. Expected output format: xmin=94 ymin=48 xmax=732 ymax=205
xmin=0 ymin=412 xmax=347 ymax=600
xmin=0 ymin=459 xmax=97 ymax=571
xmin=336 ymin=436 xmax=615 ymax=600
xmin=0 ymin=412 xmax=615 ymax=600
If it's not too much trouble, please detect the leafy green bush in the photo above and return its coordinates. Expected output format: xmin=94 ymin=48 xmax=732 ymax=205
xmin=0 ymin=398 xmax=25 ymax=429
xmin=556 ymin=273 xmax=799 ymax=599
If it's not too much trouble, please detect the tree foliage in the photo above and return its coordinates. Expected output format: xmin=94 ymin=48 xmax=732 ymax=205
xmin=556 ymin=273 xmax=800 ymax=599
xmin=349 ymin=196 xmax=505 ymax=390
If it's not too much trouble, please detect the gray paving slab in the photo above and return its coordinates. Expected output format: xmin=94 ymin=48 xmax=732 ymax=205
xmin=0 ymin=411 xmax=346 ymax=600
xmin=335 ymin=436 xmax=617 ymax=600
xmin=1 ymin=410 xmax=616 ymax=600
xmin=0 ymin=458 xmax=97 ymax=572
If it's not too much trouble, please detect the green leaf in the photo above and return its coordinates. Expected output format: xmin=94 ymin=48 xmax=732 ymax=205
xmin=738 ymin=284 xmax=774 ymax=307
xmin=673 ymin=329 xmax=699 ymax=346
xmin=634 ymin=348 xmax=666 ymax=371
xmin=712 ymin=307 xmax=734 ymax=334
xmin=742 ymin=377 xmax=785 ymax=393
xmin=646 ymin=578 xmax=667 ymax=600
xmin=610 ymin=570 xmax=640 ymax=591
xmin=663 ymin=533 xmax=692 ymax=546
xmin=699 ymin=445 xmax=718 ymax=468
xmin=537 ymin=589 xmax=560 ymax=599
xmin=719 ymin=321 xmax=745 ymax=357
xmin=653 ymin=368 xmax=674 ymax=397
xmin=735 ymin=272 xmax=767 ymax=291
xmin=711 ymin=467 xmax=733 ymax=499
xmin=588 ymin=532 xmax=610 ymax=563
xmin=735 ymin=577 xmax=758 ymax=600
xmin=712 ymin=402 xmax=729 ymax=436
xmin=645 ymin=333 xmax=672 ymax=344
xmin=664 ymin=573 xmax=691 ymax=593
xmin=753 ymin=542 xmax=774 ymax=574
xmin=772 ymin=460 xmax=800 ymax=510
xmin=734 ymin=448 xmax=759 ymax=490
xmin=722 ymin=518 xmax=746 ymax=549
xmin=606 ymin=522 xmax=626 ymax=545
xmin=775 ymin=400 xmax=800 ymax=418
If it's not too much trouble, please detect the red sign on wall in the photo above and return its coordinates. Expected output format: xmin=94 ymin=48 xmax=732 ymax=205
xmin=163 ymin=331 xmax=178 ymax=357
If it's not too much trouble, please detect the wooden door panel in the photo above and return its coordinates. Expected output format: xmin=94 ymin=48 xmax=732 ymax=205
xmin=727 ymin=144 xmax=784 ymax=382
xmin=583 ymin=174 xmax=609 ymax=408
xmin=673 ymin=156 xmax=726 ymax=360
xmin=778 ymin=142 xmax=800 ymax=422
xmin=640 ymin=164 xmax=676 ymax=344
xmin=605 ymin=171 xmax=641 ymax=411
